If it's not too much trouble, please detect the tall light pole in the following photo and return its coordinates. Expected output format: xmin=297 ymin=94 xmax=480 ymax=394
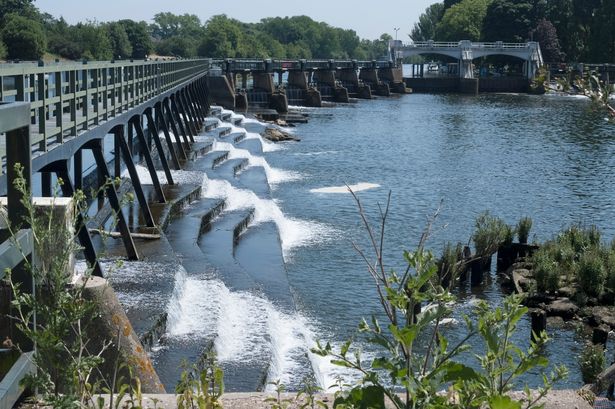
xmin=394 ymin=27 xmax=400 ymax=41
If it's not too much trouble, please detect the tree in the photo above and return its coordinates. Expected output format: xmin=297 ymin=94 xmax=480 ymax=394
xmin=156 ymin=36 xmax=197 ymax=57
xmin=482 ymin=0 xmax=536 ymax=42
xmin=411 ymin=3 xmax=445 ymax=41
xmin=198 ymin=15 xmax=244 ymax=58
xmin=533 ymin=19 xmax=563 ymax=62
xmin=588 ymin=0 xmax=615 ymax=63
xmin=107 ymin=22 xmax=132 ymax=60
xmin=73 ymin=22 xmax=113 ymax=60
xmin=0 ymin=0 xmax=37 ymax=22
xmin=116 ymin=19 xmax=152 ymax=59
xmin=436 ymin=0 xmax=492 ymax=41
xmin=151 ymin=12 xmax=202 ymax=40
xmin=1 ymin=13 xmax=46 ymax=60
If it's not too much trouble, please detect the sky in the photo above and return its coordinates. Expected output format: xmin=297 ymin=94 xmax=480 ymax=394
xmin=34 ymin=0 xmax=437 ymax=40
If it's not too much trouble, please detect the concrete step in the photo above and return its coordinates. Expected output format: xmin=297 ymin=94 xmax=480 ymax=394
xmin=198 ymin=209 xmax=256 ymax=292
xmin=235 ymin=221 xmax=293 ymax=311
xmin=236 ymin=138 xmax=264 ymax=155
xmin=235 ymin=166 xmax=270 ymax=198
xmin=231 ymin=116 xmax=243 ymax=126
xmin=223 ymin=131 xmax=246 ymax=144
xmin=207 ymin=158 xmax=249 ymax=180
xmin=165 ymin=198 xmax=226 ymax=277
xmin=189 ymin=150 xmax=229 ymax=171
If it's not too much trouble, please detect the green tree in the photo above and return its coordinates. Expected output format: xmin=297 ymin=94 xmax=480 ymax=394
xmin=117 ymin=19 xmax=152 ymax=59
xmin=411 ymin=3 xmax=445 ymax=41
xmin=1 ymin=13 xmax=46 ymax=60
xmin=156 ymin=36 xmax=197 ymax=57
xmin=107 ymin=22 xmax=132 ymax=60
xmin=151 ymin=12 xmax=202 ymax=40
xmin=0 ymin=0 xmax=37 ymax=22
xmin=0 ymin=39 xmax=6 ymax=59
xmin=482 ymin=0 xmax=537 ymax=42
xmin=436 ymin=0 xmax=492 ymax=41
xmin=198 ymin=14 xmax=244 ymax=58
xmin=73 ymin=22 xmax=113 ymax=60
xmin=588 ymin=0 xmax=615 ymax=62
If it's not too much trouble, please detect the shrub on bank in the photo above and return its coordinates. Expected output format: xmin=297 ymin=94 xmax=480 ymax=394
xmin=577 ymin=250 xmax=607 ymax=297
xmin=517 ymin=216 xmax=533 ymax=244
xmin=473 ymin=211 xmax=510 ymax=257
xmin=532 ymin=246 xmax=560 ymax=293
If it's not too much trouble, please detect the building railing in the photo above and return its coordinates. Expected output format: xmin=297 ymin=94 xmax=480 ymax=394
xmin=0 ymin=59 xmax=211 ymax=172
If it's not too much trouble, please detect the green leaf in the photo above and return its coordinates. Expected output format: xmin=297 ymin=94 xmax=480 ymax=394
xmin=441 ymin=362 xmax=481 ymax=382
xmin=489 ymin=395 xmax=522 ymax=409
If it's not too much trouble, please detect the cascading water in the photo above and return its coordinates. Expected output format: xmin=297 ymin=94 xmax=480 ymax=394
xmin=158 ymin=112 xmax=348 ymax=391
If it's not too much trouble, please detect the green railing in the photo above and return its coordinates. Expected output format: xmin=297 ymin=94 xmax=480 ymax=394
xmin=0 ymin=59 xmax=212 ymax=171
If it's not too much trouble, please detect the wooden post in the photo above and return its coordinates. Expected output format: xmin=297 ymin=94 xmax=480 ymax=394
xmin=530 ymin=309 xmax=547 ymax=342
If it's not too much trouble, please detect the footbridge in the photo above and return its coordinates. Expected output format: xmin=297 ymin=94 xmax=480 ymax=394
xmin=393 ymin=40 xmax=544 ymax=79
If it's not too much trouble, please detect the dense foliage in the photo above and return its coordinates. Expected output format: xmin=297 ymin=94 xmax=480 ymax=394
xmin=412 ymin=0 xmax=615 ymax=63
xmin=0 ymin=1 xmax=392 ymax=61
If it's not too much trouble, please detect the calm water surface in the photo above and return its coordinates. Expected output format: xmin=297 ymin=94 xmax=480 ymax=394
xmin=265 ymin=92 xmax=614 ymax=388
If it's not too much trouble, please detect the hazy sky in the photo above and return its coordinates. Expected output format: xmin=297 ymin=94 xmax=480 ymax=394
xmin=34 ymin=0 xmax=437 ymax=40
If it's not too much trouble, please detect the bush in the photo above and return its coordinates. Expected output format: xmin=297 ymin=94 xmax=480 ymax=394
xmin=577 ymin=250 xmax=606 ymax=297
xmin=1 ymin=13 xmax=47 ymax=60
xmin=532 ymin=246 xmax=559 ymax=293
xmin=473 ymin=211 xmax=509 ymax=257
xmin=604 ymin=250 xmax=615 ymax=294
xmin=580 ymin=343 xmax=605 ymax=384
xmin=436 ymin=241 xmax=463 ymax=288
xmin=517 ymin=216 xmax=532 ymax=244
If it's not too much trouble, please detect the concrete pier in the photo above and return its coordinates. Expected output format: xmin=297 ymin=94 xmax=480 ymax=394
xmin=337 ymin=68 xmax=372 ymax=99
xmin=312 ymin=70 xmax=350 ymax=103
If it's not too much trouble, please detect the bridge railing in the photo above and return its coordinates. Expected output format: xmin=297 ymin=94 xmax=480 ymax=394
xmin=400 ymin=41 xmax=533 ymax=49
xmin=0 ymin=58 xmax=211 ymax=172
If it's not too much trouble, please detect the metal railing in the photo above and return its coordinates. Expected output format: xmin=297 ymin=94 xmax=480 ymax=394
xmin=0 ymin=59 xmax=211 ymax=171
xmin=402 ymin=41 xmax=532 ymax=49
xmin=0 ymin=101 xmax=35 ymax=409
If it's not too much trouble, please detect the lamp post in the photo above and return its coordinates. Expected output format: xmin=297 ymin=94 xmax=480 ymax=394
xmin=394 ymin=27 xmax=400 ymax=41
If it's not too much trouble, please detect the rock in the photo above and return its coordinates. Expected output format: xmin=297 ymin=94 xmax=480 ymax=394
xmin=262 ymin=127 xmax=301 ymax=143
xmin=546 ymin=298 xmax=579 ymax=320
xmin=512 ymin=268 xmax=532 ymax=294
xmin=591 ymin=306 xmax=615 ymax=329
xmin=558 ymin=286 xmax=576 ymax=298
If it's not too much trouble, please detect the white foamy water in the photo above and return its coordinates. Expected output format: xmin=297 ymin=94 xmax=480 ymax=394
xmin=202 ymin=176 xmax=332 ymax=256
xmin=310 ymin=183 xmax=381 ymax=194
xmin=166 ymin=274 xmax=344 ymax=387
xmin=121 ymin=165 xmax=204 ymax=186
xmin=213 ymin=140 xmax=298 ymax=185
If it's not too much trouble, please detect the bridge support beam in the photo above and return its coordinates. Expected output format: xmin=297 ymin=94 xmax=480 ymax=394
xmin=163 ymin=100 xmax=189 ymax=160
xmin=145 ymin=108 xmax=175 ymax=184
xmin=337 ymin=68 xmax=372 ymax=99
xmin=155 ymin=104 xmax=182 ymax=169
xmin=312 ymin=70 xmax=349 ymax=103
xmin=53 ymin=161 xmax=104 ymax=277
xmin=114 ymin=125 xmax=156 ymax=228
xmin=378 ymin=66 xmax=411 ymax=94
xmin=359 ymin=67 xmax=390 ymax=97
xmin=287 ymin=71 xmax=322 ymax=107
xmin=87 ymin=139 xmax=139 ymax=261
xmin=131 ymin=118 xmax=166 ymax=204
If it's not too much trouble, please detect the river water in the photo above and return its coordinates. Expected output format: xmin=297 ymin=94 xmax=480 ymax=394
xmin=262 ymin=92 xmax=614 ymax=389
xmin=157 ymin=90 xmax=615 ymax=392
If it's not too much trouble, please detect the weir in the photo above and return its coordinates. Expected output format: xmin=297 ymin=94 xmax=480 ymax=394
xmin=0 ymin=45 xmax=544 ymax=401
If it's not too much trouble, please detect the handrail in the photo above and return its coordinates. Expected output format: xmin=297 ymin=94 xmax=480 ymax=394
xmin=0 ymin=59 xmax=211 ymax=171
xmin=401 ymin=41 xmax=534 ymax=49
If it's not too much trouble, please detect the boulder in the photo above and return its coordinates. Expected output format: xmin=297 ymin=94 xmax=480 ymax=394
xmin=262 ymin=127 xmax=301 ymax=143
xmin=546 ymin=298 xmax=579 ymax=320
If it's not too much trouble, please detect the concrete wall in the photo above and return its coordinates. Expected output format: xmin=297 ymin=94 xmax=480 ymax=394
xmin=206 ymin=76 xmax=235 ymax=109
